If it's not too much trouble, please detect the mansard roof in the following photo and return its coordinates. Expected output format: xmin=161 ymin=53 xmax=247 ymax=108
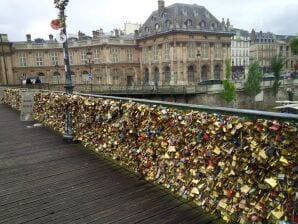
xmin=138 ymin=3 xmax=233 ymax=38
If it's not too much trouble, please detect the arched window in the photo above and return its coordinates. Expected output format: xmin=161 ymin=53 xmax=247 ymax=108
xmin=82 ymin=70 xmax=89 ymax=83
xmin=201 ymin=65 xmax=208 ymax=81
xmin=165 ymin=20 xmax=171 ymax=28
xmin=126 ymin=68 xmax=135 ymax=86
xmin=144 ymin=68 xmax=149 ymax=85
xmin=155 ymin=23 xmax=160 ymax=31
xmin=200 ymin=20 xmax=206 ymax=28
xmin=52 ymin=71 xmax=61 ymax=84
xmin=187 ymin=65 xmax=194 ymax=83
xmin=154 ymin=67 xmax=159 ymax=83
xmin=164 ymin=66 xmax=171 ymax=84
xmin=214 ymin=64 xmax=221 ymax=80
xmin=37 ymin=72 xmax=46 ymax=83
xmin=185 ymin=19 xmax=192 ymax=28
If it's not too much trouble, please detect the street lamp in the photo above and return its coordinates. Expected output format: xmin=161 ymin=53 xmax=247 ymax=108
xmin=196 ymin=50 xmax=201 ymax=83
xmin=85 ymin=48 xmax=94 ymax=93
xmin=54 ymin=0 xmax=73 ymax=142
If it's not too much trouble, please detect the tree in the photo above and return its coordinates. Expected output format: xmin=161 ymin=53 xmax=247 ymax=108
xmin=244 ymin=61 xmax=262 ymax=107
xmin=271 ymin=55 xmax=286 ymax=97
xmin=221 ymin=59 xmax=236 ymax=103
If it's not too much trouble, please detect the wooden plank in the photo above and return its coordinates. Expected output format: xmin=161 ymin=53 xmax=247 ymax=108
xmin=0 ymin=104 xmax=220 ymax=224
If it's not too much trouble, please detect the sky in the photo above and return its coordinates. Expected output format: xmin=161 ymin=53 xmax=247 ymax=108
xmin=1 ymin=0 xmax=298 ymax=42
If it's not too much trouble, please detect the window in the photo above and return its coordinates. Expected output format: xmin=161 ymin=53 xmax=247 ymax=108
xmin=163 ymin=43 xmax=170 ymax=61
xmin=187 ymin=42 xmax=196 ymax=59
xmin=111 ymin=48 xmax=119 ymax=63
xmin=18 ymin=52 xmax=26 ymax=67
xmin=38 ymin=72 xmax=46 ymax=83
xmin=69 ymin=51 xmax=74 ymax=65
xmin=126 ymin=48 xmax=133 ymax=63
xmin=82 ymin=71 xmax=89 ymax=82
xmin=81 ymin=50 xmax=87 ymax=64
xmin=200 ymin=20 xmax=206 ymax=28
xmin=164 ymin=66 xmax=171 ymax=84
xmin=155 ymin=23 xmax=160 ymax=31
xmin=143 ymin=47 xmax=148 ymax=63
xmin=187 ymin=65 xmax=194 ymax=82
xmin=185 ymin=19 xmax=192 ymax=27
xmin=35 ymin=52 xmax=44 ymax=66
xmin=202 ymin=43 xmax=209 ymax=58
xmin=144 ymin=68 xmax=149 ymax=84
xmin=214 ymin=64 xmax=221 ymax=80
xmin=165 ymin=20 xmax=171 ymax=28
xmin=214 ymin=43 xmax=222 ymax=59
xmin=50 ymin=51 xmax=58 ymax=66
xmin=152 ymin=45 xmax=158 ymax=61
xmin=94 ymin=49 xmax=100 ymax=64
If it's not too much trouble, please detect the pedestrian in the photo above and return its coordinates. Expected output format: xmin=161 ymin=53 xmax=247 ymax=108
xmin=35 ymin=77 xmax=41 ymax=84
xmin=26 ymin=78 xmax=32 ymax=84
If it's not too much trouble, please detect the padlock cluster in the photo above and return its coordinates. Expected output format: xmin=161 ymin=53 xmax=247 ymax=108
xmin=3 ymin=88 xmax=21 ymax=111
xmin=31 ymin=92 xmax=298 ymax=223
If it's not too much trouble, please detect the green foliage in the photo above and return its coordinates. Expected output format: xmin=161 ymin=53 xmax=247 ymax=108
xmin=244 ymin=61 xmax=262 ymax=97
xmin=221 ymin=59 xmax=236 ymax=103
xmin=290 ymin=37 xmax=298 ymax=55
xmin=271 ymin=55 xmax=286 ymax=96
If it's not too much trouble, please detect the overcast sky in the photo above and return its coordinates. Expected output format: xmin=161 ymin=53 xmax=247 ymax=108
xmin=1 ymin=0 xmax=298 ymax=41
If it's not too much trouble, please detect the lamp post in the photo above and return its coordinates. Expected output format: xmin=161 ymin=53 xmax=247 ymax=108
xmin=196 ymin=50 xmax=201 ymax=83
xmin=54 ymin=0 xmax=73 ymax=142
xmin=86 ymin=48 xmax=94 ymax=93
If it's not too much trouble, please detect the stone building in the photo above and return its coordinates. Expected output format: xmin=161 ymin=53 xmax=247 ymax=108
xmin=137 ymin=1 xmax=233 ymax=85
xmin=249 ymin=29 xmax=278 ymax=74
xmin=250 ymin=29 xmax=298 ymax=73
xmin=0 ymin=34 xmax=14 ymax=85
xmin=276 ymin=35 xmax=298 ymax=72
xmin=1 ymin=1 xmax=233 ymax=86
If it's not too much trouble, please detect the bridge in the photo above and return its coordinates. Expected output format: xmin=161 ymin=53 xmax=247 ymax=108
xmin=0 ymin=103 xmax=222 ymax=224
xmin=1 ymin=88 xmax=298 ymax=223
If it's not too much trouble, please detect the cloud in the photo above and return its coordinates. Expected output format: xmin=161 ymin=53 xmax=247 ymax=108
xmin=1 ymin=0 xmax=297 ymax=41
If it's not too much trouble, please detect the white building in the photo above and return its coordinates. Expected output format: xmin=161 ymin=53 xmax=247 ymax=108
xmin=231 ymin=28 xmax=250 ymax=80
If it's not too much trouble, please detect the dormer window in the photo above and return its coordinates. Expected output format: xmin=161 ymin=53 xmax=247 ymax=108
xmin=185 ymin=19 xmax=192 ymax=27
xmin=194 ymin=9 xmax=199 ymax=16
xmin=165 ymin=20 xmax=171 ymax=28
xmin=200 ymin=20 xmax=206 ymax=28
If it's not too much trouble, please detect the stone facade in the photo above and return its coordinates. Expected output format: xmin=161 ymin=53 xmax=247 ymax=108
xmin=0 ymin=34 xmax=14 ymax=85
xmin=249 ymin=30 xmax=298 ymax=73
xmin=0 ymin=1 xmax=233 ymax=86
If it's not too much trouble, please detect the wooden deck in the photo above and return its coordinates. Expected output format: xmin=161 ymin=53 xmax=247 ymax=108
xmin=0 ymin=104 xmax=222 ymax=224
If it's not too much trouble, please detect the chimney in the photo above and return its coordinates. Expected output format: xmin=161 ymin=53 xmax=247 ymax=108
xmin=158 ymin=0 xmax=165 ymax=14
xmin=115 ymin=29 xmax=119 ymax=37
xmin=49 ymin=34 xmax=54 ymax=41
xmin=92 ymin=30 xmax=99 ymax=38
xmin=26 ymin=34 xmax=31 ymax=42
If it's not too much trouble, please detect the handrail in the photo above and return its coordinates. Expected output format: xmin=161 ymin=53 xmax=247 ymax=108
xmin=78 ymin=92 xmax=298 ymax=122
